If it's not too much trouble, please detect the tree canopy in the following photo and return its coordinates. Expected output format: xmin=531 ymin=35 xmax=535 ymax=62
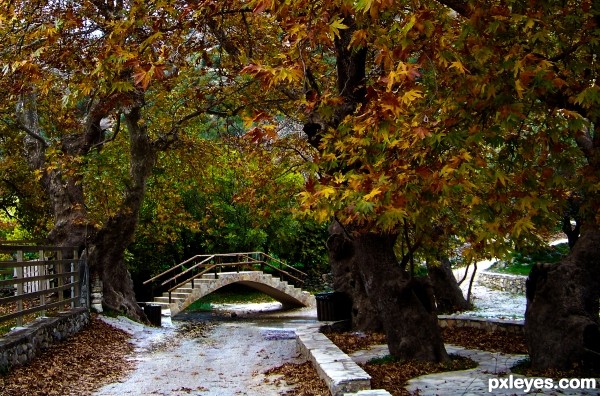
xmin=241 ymin=0 xmax=597 ymax=261
xmin=0 ymin=0 xmax=598 ymax=370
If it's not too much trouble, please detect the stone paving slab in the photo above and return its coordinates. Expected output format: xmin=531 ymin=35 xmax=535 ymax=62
xmin=407 ymin=345 xmax=600 ymax=396
xmin=343 ymin=390 xmax=392 ymax=396
xmin=350 ymin=343 xmax=600 ymax=395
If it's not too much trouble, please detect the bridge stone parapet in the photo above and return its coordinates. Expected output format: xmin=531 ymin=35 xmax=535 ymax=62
xmin=151 ymin=271 xmax=315 ymax=317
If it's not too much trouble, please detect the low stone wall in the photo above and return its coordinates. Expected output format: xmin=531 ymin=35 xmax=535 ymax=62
xmin=478 ymin=271 xmax=527 ymax=294
xmin=438 ymin=315 xmax=524 ymax=334
xmin=303 ymin=273 xmax=334 ymax=293
xmin=0 ymin=307 xmax=90 ymax=372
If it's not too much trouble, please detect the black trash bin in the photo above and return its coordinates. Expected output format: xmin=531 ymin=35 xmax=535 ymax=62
xmin=315 ymin=292 xmax=351 ymax=321
xmin=144 ymin=304 xmax=162 ymax=327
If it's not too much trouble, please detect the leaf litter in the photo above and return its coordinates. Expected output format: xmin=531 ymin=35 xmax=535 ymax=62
xmin=0 ymin=316 xmax=133 ymax=396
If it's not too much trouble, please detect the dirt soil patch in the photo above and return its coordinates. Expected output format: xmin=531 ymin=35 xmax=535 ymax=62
xmin=0 ymin=316 xmax=133 ymax=396
xmin=324 ymin=327 xmax=528 ymax=355
xmin=442 ymin=327 xmax=528 ymax=354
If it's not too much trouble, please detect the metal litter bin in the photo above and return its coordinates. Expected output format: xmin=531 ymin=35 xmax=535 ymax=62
xmin=144 ymin=304 xmax=162 ymax=327
xmin=315 ymin=292 xmax=351 ymax=321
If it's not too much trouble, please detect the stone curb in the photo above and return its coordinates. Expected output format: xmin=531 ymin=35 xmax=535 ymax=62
xmin=438 ymin=315 xmax=524 ymax=334
xmin=295 ymin=325 xmax=391 ymax=396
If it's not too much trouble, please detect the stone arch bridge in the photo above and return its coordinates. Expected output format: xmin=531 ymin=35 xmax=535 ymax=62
xmin=143 ymin=253 xmax=315 ymax=317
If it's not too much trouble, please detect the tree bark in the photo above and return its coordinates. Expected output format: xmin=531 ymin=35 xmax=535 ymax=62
xmin=328 ymin=223 xmax=382 ymax=332
xmin=329 ymin=223 xmax=448 ymax=362
xmin=19 ymin=94 xmax=151 ymax=321
xmin=85 ymin=108 xmax=155 ymax=318
xmin=427 ymin=256 xmax=472 ymax=314
xmin=525 ymin=224 xmax=600 ymax=370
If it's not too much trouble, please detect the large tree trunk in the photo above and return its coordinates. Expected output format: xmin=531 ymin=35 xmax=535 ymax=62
xmin=525 ymin=224 xmax=600 ymax=371
xmin=19 ymin=94 xmax=151 ymax=321
xmin=86 ymin=108 xmax=156 ymax=319
xmin=427 ymin=257 xmax=472 ymax=314
xmin=329 ymin=223 xmax=448 ymax=362
xmin=328 ymin=224 xmax=382 ymax=332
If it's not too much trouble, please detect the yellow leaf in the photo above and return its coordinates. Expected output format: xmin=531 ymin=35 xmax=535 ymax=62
xmin=440 ymin=165 xmax=454 ymax=177
xmin=364 ymin=187 xmax=382 ymax=201
xmin=329 ymin=18 xmax=348 ymax=39
xmin=401 ymin=89 xmax=422 ymax=105
xmin=449 ymin=60 xmax=468 ymax=74
xmin=319 ymin=186 xmax=336 ymax=198
xmin=459 ymin=149 xmax=472 ymax=161
xmin=514 ymin=79 xmax=524 ymax=99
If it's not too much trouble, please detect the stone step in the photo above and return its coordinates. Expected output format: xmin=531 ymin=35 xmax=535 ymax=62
xmin=144 ymin=301 xmax=169 ymax=307
xmin=164 ymin=292 xmax=190 ymax=299
xmin=154 ymin=296 xmax=185 ymax=304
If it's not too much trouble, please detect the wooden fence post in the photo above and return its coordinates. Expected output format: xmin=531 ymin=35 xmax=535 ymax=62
xmin=15 ymin=249 xmax=23 ymax=326
xmin=39 ymin=248 xmax=46 ymax=317
xmin=72 ymin=249 xmax=79 ymax=308
xmin=56 ymin=249 xmax=63 ymax=310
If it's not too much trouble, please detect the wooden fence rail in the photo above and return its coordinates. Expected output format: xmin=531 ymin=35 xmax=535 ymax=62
xmin=0 ymin=243 xmax=86 ymax=329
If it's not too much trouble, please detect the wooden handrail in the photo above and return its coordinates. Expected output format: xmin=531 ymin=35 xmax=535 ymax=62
xmin=0 ymin=297 xmax=79 ymax=323
xmin=0 ymin=244 xmax=79 ymax=253
xmin=143 ymin=254 xmax=212 ymax=285
xmin=168 ymin=264 xmax=218 ymax=293
xmin=255 ymin=252 xmax=307 ymax=278
xmin=160 ymin=255 xmax=215 ymax=286
xmin=0 ymin=272 xmax=78 ymax=287
xmin=0 ymin=258 xmax=80 ymax=269
xmin=260 ymin=261 xmax=304 ymax=284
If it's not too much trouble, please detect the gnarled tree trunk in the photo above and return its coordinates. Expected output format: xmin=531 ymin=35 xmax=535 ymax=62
xmin=525 ymin=225 xmax=600 ymax=370
xmin=427 ymin=257 xmax=471 ymax=314
xmin=19 ymin=94 xmax=151 ymax=321
xmin=85 ymin=108 xmax=156 ymax=318
xmin=328 ymin=224 xmax=382 ymax=332
xmin=329 ymin=223 xmax=448 ymax=362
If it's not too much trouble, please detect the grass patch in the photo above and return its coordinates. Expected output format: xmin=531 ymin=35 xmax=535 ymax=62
xmin=0 ymin=323 xmax=13 ymax=337
xmin=185 ymin=300 xmax=212 ymax=312
xmin=490 ymin=243 xmax=569 ymax=276
xmin=184 ymin=284 xmax=275 ymax=312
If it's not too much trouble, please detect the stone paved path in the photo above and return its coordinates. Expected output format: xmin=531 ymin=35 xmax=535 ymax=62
xmin=350 ymin=344 xmax=599 ymax=396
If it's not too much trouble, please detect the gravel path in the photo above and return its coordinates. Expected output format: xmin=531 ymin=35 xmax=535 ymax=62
xmin=94 ymin=305 xmax=314 ymax=396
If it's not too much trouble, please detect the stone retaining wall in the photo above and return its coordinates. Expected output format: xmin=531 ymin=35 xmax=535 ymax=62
xmin=438 ymin=315 xmax=524 ymax=334
xmin=478 ymin=271 xmax=527 ymax=294
xmin=0 ymin=308 xmax=90 ymax=372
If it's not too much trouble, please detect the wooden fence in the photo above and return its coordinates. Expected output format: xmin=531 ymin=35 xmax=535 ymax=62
xmin=0 ymin=242 xmax=87 ymax=328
